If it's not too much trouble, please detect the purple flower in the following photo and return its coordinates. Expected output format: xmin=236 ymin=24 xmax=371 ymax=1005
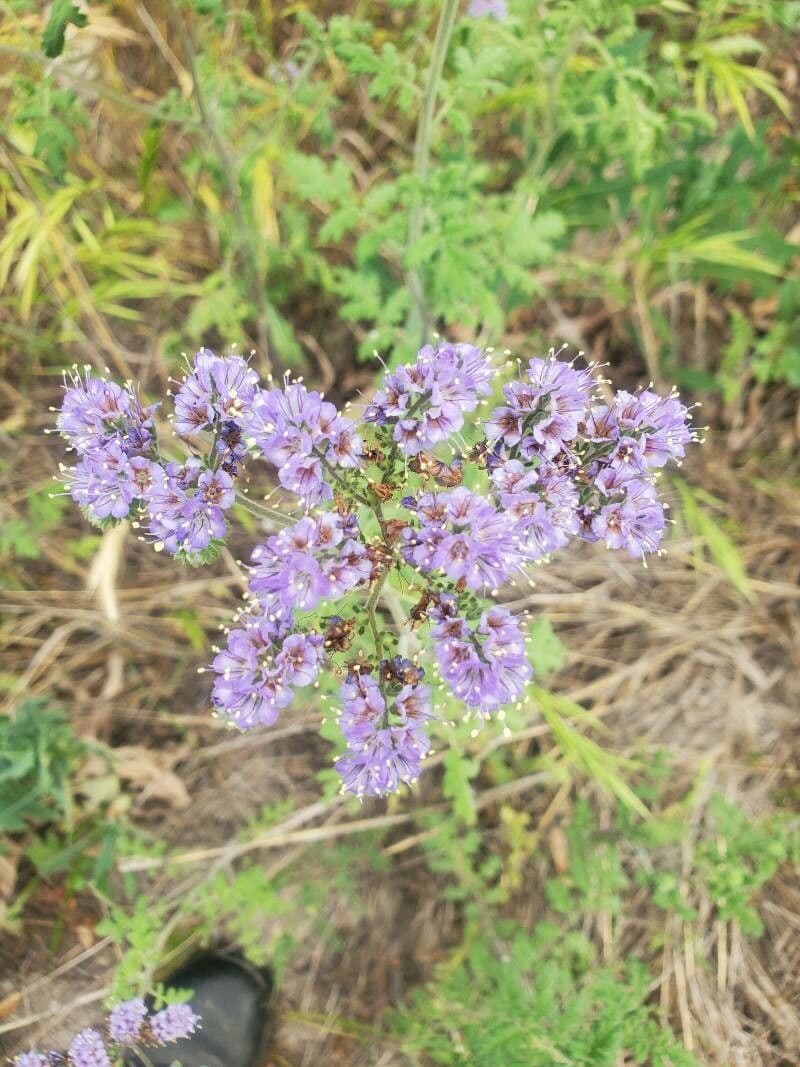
xmin=612 ymin=389 xmax=693 ymax=468
xmin=149 ymin=1003 xmax=201 ymax=1044
xmin=335 ymin=727 xmax=429 ymax=797
xmin=590 ymin=479 xmax=665 ymax=558
xmin=366 ymin=343 xmax=493 ymax=455
xmin=334 ymin=672 xmax=433 ymax=797
xmin=66 ymin=1029 xmax=111 ymax=1067
xmin=211 ymin=616 xmax=324 ymax=729
xmin=57 ymin=368 xmax=130 ymax=450
xmin=107 ymin=998 xmax=147 ymax=1045
xmin=173 ymin=349 xmax=259 ymax=436
xmin=245 ymin=381 xmax=362 ymax=503
xmin=430 ymin=598 xmax=532 ymax=714
xmin=249 ymin=513 xmax=370 ymax=617
xmin=402 ymin=487 xmax=525 ymax=590
xmin=64 ymin=441 xmax=138 ymax=522
xmin=468 ymin=0 xmax=508 ymax=18
xmin=198 ymin=468 xmax=235 ymax=509
xmin=487 ymin=355 xmax=595 ymax=458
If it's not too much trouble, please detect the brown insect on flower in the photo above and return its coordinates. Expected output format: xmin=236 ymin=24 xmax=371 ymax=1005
xmin=409 ymin=589 xmax=436 ymax=625
xmin=344 ymin=654 xmax=373 ymax=677
xmin=380 ymin=518 xmax=408 ymax=546
xmin=334 ymin=492 xmax=350 ymax=515
xmin=363 ymin=445 xmax=385 ymax=465
xmin=410 ymin=453 xmax=463 ymax=487
xmin=366 ymin=542 xmax=394 ymax=581
xmin=370 ymin=481 xmax=394 ymax=502
xmin=323 ymin=615 xmax=355 ymax=652
xmin=467 ymin=441 xmax=490 ymax=467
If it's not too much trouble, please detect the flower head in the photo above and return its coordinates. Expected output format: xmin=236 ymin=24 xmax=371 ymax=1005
xmin=173 ymin=349 xmax=258 ymax=436
xmin=107 ymin=998 xmax=147 ymax=1045
xmin=366 ymin=343 xmax=493 ymax=455
xmin=149 ymin=1003 xmax=201 ymax=1044
xmin=431 ymin=599 xmax=532 ymax=715
xmin=66 ymin=1029 xmax=111 ymax=1067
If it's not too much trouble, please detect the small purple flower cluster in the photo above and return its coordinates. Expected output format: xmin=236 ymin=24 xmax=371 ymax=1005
xmin=246 ymin=381 xmax=362 ymax=504
xmin=57 ymin=340 xmax=697 ymax=798
xmin=483 ymin=356 xmax=694 ymax=560
xmin=335 ymin=661 xmax=432 ymax=797
xmin=365 ymin=342 xmax=493 ymax=455
xmin=401 ymin=487 xmax=525 ymax=591
xmin=248 ymin=512 xmax=372 ymax=618
xmin=430 ymin=597 xmax=532 ymax=715
xmin=211 ymin=613 xmax=325 ymax=729
xmin=13 ymin=999 xmax=200 ymax=1067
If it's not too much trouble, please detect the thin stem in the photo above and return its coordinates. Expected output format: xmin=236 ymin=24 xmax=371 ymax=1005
xmin=164 ymin=0 xmax=274 ymax=367
xmin=405 ymin=0 xmax=460 ymax=343
xmin=315 ymin=451 xmax=372 ymax=507
xmin=234 ymin=489 xmax=291 ymax=525
xmin=364 ymin=567 xmax=390 ymax=658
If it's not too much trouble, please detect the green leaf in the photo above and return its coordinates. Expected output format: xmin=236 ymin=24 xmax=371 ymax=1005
xmin=673 ymin=479 xmax=754 ymax=601
xmin=527 ymin=618 xmax=567 ymax=677
xmin=42 ymin=0 xmax=88 ymax=58
xmin=442 ymin=748 xmax=479 ymax=827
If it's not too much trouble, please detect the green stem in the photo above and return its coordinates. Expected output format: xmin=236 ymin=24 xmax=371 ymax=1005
xmin=405 ymin=0 xmax=460 ymax=343
xmin=364 ymin=567 xmax=390 ymax=658
xmin=164 ymin=0 xmax=274 ymax=367
xmin=315 ymin=450 xmax=373 ymax=507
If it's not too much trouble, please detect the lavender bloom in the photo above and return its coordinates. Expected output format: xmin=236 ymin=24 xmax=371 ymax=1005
xmin=366 ymin=342 xmax=493 ymax=455
xmin=490 ymin=459 xmax=580 ymax=560
xmin=487 ymin=355 xmax=595 ymax=459
xmin=107 ymin=998 xmax=147 ymax=1045
xmin=66 ymin=1029 xmax=111 ymax=1067
xmin=591 ymin=479 xmax=666 ymax=558
xmin=335 ymin=673 xmax=432 ymax=797
xmin=402 ymin=487 xmax=525 ymax=590
xmin=246 ymin=381 xmax=362 ymax=504
xmin=172 ymin=349 xmax=259 ymax=436
xmin=211 ymin=615 xmax=324 ymax=729
xmin=468 ymin=0 xmax=508 ymax=18
xmin=141 ymin=459 xmax=234 ymax=559
xmin=611 ymin=389 xmax=693 ymax=468
xmin=149 ymin=1003 xmax=201 ymax=1044
xmin=249 ymin=513 xmax=370 ymax=617
xmin=56 ymin=339 xmax=698 ymax=798
xmin=58 ymin=367 xmax=156 ymax=457
xmin=63 ymin=441 xmax=138 ymax=522
xmin=430 ymin=598 xmax=532 ymax=715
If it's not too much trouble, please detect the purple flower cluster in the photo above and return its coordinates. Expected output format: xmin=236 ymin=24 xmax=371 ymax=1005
xmin=248 ymin=512 xmax=372 ymax=618
xmin=57 ymin=340 xmax=698 ymax=798
xmin=172 ymin=348 xmax=258 ymax=443
xmin=482 ymin=355 xmax=694 ymax=560
xmin=210 ymin=510 xmax=371 ymax=728
xmin=334 ymin=662 xmax=432 ymax=797
xmin=365 ymin=342 xmax=493 ymax=455
xmin=430 ymin=597 xmax=532 ymax=715
xmin=57 ymin=355 xmax=249 ymax=560
xmin=245 ymin=381 xmax=362 ymax=504
xmin=211 ymin=613 xmax=324 ymax=728
xmin=401 ymin=487 xmax=525 ymax=591
xmin=13 ymin=999 xmax=200 ymax=1067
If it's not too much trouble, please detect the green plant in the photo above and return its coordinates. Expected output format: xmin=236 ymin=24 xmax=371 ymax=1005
xmin=0 ymin=699 xmax=125 ymax=920
xmin=393 ymin=921 xmax=697 ymax=1066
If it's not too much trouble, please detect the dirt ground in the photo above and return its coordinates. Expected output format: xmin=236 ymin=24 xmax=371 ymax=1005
xmin=1 ymin=385 xmax=800 ymax=1066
